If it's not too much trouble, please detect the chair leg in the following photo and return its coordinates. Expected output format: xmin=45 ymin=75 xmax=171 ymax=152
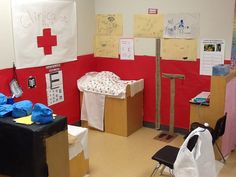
xmin=159 ymin=165 xmax=166 ymax=175
xmin=150 ymin=163 xmax=161 ymax=177
xmin=215 ymin=142 xmax=226 ymax=163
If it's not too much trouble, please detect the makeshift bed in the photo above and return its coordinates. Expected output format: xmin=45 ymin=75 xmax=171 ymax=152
xmin=77 ymin=71 xmax=144 ymax=137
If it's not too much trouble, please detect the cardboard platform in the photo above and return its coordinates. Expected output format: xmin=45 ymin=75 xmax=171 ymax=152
xmin=80 ymin=85 xmax=143 ymax=137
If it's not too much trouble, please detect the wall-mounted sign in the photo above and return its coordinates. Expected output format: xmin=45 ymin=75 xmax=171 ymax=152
xmin=148 ymin=8 xmax=158 ymax=14
xmin=45 ymin=70 xmax=64 ymax=106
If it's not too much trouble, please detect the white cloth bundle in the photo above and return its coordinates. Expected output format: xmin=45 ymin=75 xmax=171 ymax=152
xmin=68 ymin=125 xmax=89 ymax=160
xmin=174 ymin=127 xmax=216 ymax=177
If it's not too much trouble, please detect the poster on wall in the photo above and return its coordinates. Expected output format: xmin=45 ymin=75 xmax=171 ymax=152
xmin=94 ymin=35 xmax=119 ymax=58
xmin=164 ymin=13 xmax=199 ymax=38
xmin=231 ymin=1 xmax=236 ymax=62
xmin=200 ymin=39 xmax=225 ymax=76
xmin=120 ymin=38 xmax=134 ymax=60
xmin=45 ymin=70 xmax=64 ymax=106
xmin=11 ymin=0 xmax=77 ymax=69
xmin=134 ymin=14 xmax=164 ymax=38
xmin=161 ymin=39 xmax=197 ymax=61
xmin=96 ymin=14 xmax=123 ymax=36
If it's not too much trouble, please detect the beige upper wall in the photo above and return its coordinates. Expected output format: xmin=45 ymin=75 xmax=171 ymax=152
xmin=0 ymin=0 xmax=15 ymax=69
xmin=77 ymin=0 xmax=95 ymax=56
xmin=0 ymin=0 xmax=95 ymax=69
xmin=95 ymin=0 xmax=235 ymax=59
xmin=0 ymin=0 xmax=234 ymax=69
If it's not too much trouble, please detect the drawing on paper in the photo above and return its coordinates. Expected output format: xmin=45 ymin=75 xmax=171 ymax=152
xmin=164 ymin=13 xmax=199 ymax=38
xmin=96 ymin=14 xmax=123 ymax=35
xmin=94 ymin=36 xmax=119 ymax=58
xmin=134 ymin=14 xmax=164 ymax=38
xmin=161 ymin=39 xmax=197 ymax=61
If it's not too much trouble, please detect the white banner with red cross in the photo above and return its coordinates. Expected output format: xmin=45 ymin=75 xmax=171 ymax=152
xmin=11 ymin=0 xmax=77 ymax=69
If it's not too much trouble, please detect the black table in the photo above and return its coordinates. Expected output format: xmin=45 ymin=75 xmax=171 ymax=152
xmin=0 ymin=116 xmax=67 ymax=177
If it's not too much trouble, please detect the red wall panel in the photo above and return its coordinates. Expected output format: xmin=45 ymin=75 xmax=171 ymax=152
xmin=0 ymin=68 xmax=14 ymax=96
xmin=160 ymin=59 xmax=211 ymax=128
xmin=0 ymin=54 xmax=95 ymax=124
xmin=0 ymin=54 xmax=229 ymax=129
xmin=95 ymin=56 xmax=213 ymax=129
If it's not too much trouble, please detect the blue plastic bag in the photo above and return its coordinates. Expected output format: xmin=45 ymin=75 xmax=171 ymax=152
xmin=0 ymin=104 xmax=13 ymax=118
xmin=12 ymin=100 xmax=33 ymax=118
xmin=31 ymin=103 xmax=53 ymax=124
xmin=0 ymin=93 xmax=7 ymax=105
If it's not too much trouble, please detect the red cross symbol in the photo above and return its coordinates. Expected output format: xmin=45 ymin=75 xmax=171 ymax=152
xmin=37 ymin=28 xmax=57 ymax=55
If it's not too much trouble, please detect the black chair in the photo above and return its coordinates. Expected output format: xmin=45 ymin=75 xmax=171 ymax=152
xmin=150 ymin=145 xmax=179 ymax=177
xmin=190 ymin=113 xmax=227 ymax=163
xmin=150 ymin=135 xmax=199 ymax=177
xmin=150 ymin=113 xmax=227 ymax=177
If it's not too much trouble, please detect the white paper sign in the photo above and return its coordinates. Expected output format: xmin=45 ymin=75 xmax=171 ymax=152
xmin=11 ymin=0 xmax=77 ymax=69
xmin=120 ymin=38 xmax=134 ymax=60
xmin=200 ymin=39 xmax=225 ymax=75
xmin=45 ymin=70 xmax=64 ymax=106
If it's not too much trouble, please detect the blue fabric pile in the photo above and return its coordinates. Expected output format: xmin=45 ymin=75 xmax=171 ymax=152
xmin=0 ymin=93 xmax=53 ymax=124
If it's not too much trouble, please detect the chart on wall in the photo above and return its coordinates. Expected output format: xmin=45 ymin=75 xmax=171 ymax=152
xmin=96 ymin=14 xmax=123 ymax=36
xmin=164 ymin=13 xmax=199 ymax=38
xmin=94 ymin=36 xmax=119 ymax=58
xmin=45 ymin=70 xmax=64 ymax=106
xmin=161 ymin=39 xmax=197 ymax=61
xmin=134 ymin=14 xmax=164 ymax=38
xmin=11 ymin=0 xmax=77 ymax=69
xmin=120 ymin=38 xmax=134 ymax=60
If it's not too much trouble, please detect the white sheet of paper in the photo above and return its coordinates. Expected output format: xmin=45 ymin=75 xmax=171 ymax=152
xmin=120 ymin=38 xmax=134 ymax=60
xmin=200 ymin=39 xmax=225 ymax=76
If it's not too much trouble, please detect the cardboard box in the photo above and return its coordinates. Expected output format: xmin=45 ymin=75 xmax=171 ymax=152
xmin=46 ymin=130 xmax=70 ymax=177
xmin=81 ymin=85 xmax=144 ymax=136
xmin=68 ymin=125 xmax=89 ymax=177
xmin=0 ymin=131 xmax=70 ymax=177
xmin=0 ymin=116 xmax=69 ymax=177
xmin=69 ymin=151 xmax=89 ymax=177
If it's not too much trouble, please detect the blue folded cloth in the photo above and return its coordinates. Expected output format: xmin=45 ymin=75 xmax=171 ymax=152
xmin=31 ymin=103 xmax=53 ymax=124
xmin=0 ymin=104 xmax=13 ymax=118
xmin=0 ymin=93 xmax=7 ymax=105
xmin=12 ymin=100 xmax=33 ymax=118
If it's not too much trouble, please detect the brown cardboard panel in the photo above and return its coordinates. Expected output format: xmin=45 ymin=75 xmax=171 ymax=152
xmin=80 ymin=88 xmax=144 ymax=137
xmin=46 ymin=130 xmax=70 ymax=177
xmin=69 ymin=151 xmax=89 ymax=177
xmin=127 ymin=91 xmax=144 ymax=136
xmin=105 ymin=96 xmax=128 ymax=136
